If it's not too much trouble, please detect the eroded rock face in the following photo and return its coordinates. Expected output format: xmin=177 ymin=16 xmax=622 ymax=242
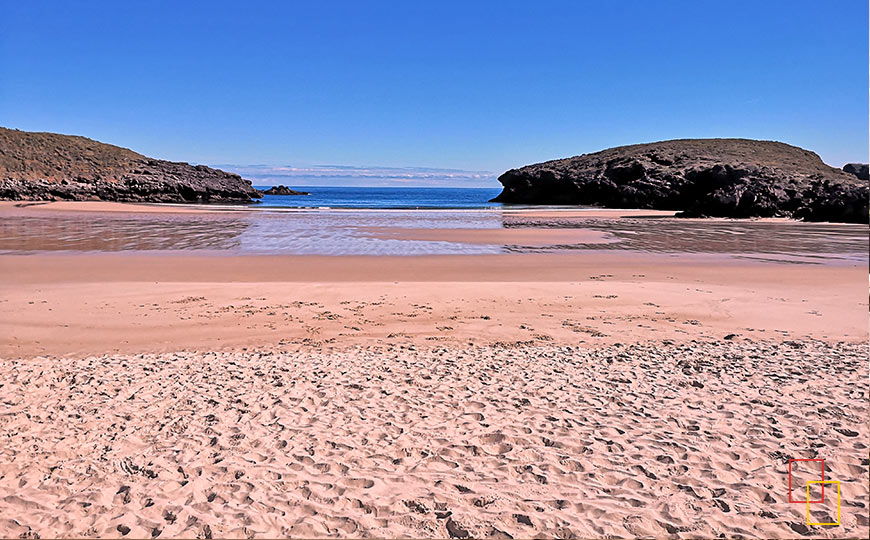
xmin=492 ymin=139 xmax=868 ymax=223
xmin=843 ymin=163 xmax=869 ymax=181
xmin=0 ymin=127 xmax=261 ymax=203
xmin=262 ymin=185 xmax=310 ymax=195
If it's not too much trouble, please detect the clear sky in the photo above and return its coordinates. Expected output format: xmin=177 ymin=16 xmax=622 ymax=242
xmin=1 ymin=0 xmax=867 ymax=185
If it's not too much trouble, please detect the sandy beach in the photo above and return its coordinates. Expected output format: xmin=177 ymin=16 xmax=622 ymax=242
xmin=3 ymin=2 xmax=868 ymax=536
xmin=0 ymin=202 xmax=867 ymax=538
xmin=0 ymin=252 xmax=867 ymax=358
xmin=2 ymin=341 xmax=867 ymax=538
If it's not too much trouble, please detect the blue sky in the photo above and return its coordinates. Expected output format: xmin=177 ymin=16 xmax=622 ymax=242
xmin=1 ymin=1 xmax=867 ymax=186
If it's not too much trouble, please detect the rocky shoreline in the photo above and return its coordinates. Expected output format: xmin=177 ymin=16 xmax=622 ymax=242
xmin=492 ymin=139 xmax=868 ymax=223
xmin=0 ymin=127 xmax=261 ymax=204
xmin=0 ymin=160 xmax=263 ymax=204
xmin=843 ymin=163 xmax=869 ymax=180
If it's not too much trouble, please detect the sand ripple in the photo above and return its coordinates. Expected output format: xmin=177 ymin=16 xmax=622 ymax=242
xmin=0 ymin=341 xmax=867 ymax=538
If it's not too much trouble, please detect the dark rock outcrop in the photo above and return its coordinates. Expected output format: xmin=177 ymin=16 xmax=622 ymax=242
xmin=0 ymin=127 xmax=261 ymax=203
xmin=262 ymin=185 xmax=310 ymax=195
xmin=843 ymin=163 xmax=869 ymax=181
xmin=492 ymin=139 xmax=868 ymax=223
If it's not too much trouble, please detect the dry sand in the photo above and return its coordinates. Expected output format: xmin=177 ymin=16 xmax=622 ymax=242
xmin=1 ymin=342 xmax=867 ymax=538
xmin=0 ymin=202 xmax=867 ymax=538
xmin=0 ymin=253 xmax=866 ymax=358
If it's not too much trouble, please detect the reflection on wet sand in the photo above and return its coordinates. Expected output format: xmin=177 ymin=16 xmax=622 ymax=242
xmin=0 ymin=210 xmax=506 ymax=255
xmin=0 ymin=214 xmax=250 ymax=253
xmin=502 ymin=214 xmax=869 ymax=263
xmin=0 ymin=207 xmax=866 ymax=263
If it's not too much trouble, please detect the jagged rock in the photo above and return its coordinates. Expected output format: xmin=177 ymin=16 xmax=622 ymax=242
xmin=491 ymin=139 xmax=868 ymax=223
xmin=843 ymin=163 xmax=869 ymax=180
xmin=262 ymin=184 xmax=310 ymax=195
xmin=0 ymin=127 xmax=261 ymax=203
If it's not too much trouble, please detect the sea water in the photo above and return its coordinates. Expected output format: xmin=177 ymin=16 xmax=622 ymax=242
xmin=254 ymin=186 xmax=504 ymax=209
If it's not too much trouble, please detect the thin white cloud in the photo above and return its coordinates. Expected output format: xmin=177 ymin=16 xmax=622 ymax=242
xmin=211 ymin=164 xmax=500 ymax=188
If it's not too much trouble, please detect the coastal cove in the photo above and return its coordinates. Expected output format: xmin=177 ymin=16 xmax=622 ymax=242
xmin=2 ymin=147 xmax=869 ymax=538
xmin=1 ymin=202 xmax=867 ymax=538
xmin=2 ymin=2 xmax=869 ymax=537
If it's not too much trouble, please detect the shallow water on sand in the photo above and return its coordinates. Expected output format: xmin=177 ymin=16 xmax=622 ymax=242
xmin=500 ymin=214 xmax=869 ymax=264
xmin=0 ymin=210 xmax=503 ymax=255
xmin=0 ymin=207 xmax=866 ymax=263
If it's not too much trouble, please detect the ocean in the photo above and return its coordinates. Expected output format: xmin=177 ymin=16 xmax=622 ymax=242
xmin=254 ymin=186 xmax=504 ymax=209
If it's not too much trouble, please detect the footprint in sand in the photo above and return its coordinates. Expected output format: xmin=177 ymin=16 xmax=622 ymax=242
xmin=343 ymin=478 xmax=375 ymax=489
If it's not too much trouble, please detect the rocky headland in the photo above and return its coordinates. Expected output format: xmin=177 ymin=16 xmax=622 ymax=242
xmin=492 ymin=139 xmax=868 ymax=223
xmin=843 ymin=163 xmax=869 ymax=180
xmin=0 ymin=127 xmax=261 ymax=203
xmin=262 ymin=184 xmax=310 ymax=195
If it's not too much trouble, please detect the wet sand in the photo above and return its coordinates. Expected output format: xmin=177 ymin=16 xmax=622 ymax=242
xmin=2 ymin=201 xmax=865 ymax=260
xmin=0 ymin=200 xmax=247 ymax=214
xmin=0 ymin=202 xmax=867 ymax=538
xmin=359 ymin=226 xmax=618 ymax=246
